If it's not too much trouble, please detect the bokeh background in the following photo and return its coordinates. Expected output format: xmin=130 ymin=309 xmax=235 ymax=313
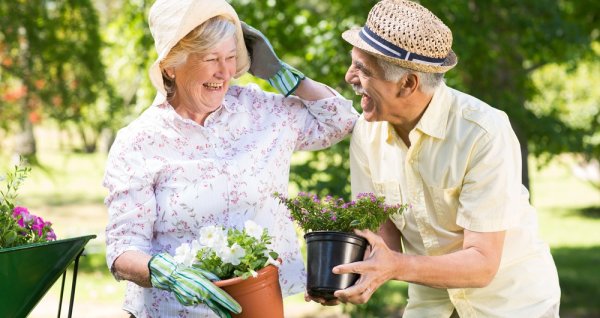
xmin=1 ymin=0 xmax=598 ymax=317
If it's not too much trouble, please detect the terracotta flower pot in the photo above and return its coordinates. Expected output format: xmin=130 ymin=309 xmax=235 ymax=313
xmin=215 ymin=263 xmax=283 ymax=318
xmin=305 ymin=231 xmax=368 ymax=300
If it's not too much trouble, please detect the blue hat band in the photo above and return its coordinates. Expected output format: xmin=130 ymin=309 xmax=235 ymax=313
xmin=359 ymin=26 xmax=446 ymax=66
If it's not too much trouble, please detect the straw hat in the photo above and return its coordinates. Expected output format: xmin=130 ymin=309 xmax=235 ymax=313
xmin=148 ymin=0 xmax=250 ymax=104
xmin=342 ymin=0 xmax=457 ymax=73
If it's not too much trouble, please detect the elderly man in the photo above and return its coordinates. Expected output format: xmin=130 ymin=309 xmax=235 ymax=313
xmin=324 ymin=0 xmax=561 ymax=317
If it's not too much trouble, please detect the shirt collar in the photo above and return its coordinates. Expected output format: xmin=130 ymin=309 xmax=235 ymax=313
xmin=156 ymin=87 xmax=247 ymax=121
xmin=414 ymin=83 xmax=451 ymax=140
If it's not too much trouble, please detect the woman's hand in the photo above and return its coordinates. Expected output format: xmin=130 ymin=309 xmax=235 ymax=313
xmin=148 ymin=253 xmax=241 ymax=317
xmin=241 ymin=21 xmax=305 ymax=96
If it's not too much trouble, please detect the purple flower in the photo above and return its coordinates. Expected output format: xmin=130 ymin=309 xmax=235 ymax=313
xmin=31 ymin=216 xmax=46 ymax=236
xmin=12 ymin=206 xmax=32 ymax=227
xmin=46 ymin=229 xmax=57 ymax=241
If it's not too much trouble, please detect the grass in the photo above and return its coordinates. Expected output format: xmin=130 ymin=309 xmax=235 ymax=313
xmin=1 ymin=125 xmax=599 ymax=317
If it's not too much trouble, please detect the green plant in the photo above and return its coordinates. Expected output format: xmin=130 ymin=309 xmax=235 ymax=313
xmin=174 ymin=220 xmax=279 ymax=280
xmin=275 ymin=192 xmax=405 ymax=232
xmin=0 ymin=161 xmax=56 ymax=248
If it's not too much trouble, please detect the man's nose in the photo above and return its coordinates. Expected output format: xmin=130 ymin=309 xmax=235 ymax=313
xmin=345 ymin=65 xmax=358 ymax=84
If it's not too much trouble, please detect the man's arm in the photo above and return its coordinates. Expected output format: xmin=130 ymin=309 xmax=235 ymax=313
xmin=333 ymin=229 xmax=505 ymax=304
xmin=378 ymin=219 xmax=402 ymax=252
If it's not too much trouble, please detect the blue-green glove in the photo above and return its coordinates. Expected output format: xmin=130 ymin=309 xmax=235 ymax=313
xmin=241 ymin=21 xmax=306 ymax=97
xmin=148 ymin=253 xmax=242 ymax=318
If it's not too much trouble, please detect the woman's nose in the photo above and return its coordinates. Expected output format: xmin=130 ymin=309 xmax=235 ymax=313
xmin=216 ymin=59 xmax=233 ymax=79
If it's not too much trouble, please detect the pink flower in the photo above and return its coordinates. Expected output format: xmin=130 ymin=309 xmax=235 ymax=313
xmin=31 ymin=216 xmax=45 ymax=236
xmin=46 ymin=230 xmax=57 ymax=241
xmin=12 ymin=206 xmax=32 ymax=227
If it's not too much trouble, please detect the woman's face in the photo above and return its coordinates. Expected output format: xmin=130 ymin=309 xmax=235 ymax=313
xmin=169 ymin=35 xmax=237 ymax=124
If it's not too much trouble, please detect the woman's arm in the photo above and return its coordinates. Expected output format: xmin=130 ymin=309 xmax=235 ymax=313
xmin=103 ymin=129 xmax=157 ymax=287
xmin=293 ymin=78 xmax=337 ymax=101
xmin=112 ymin=250 xmax=153 ymax=287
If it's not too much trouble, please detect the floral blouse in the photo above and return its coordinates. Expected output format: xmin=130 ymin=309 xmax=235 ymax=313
xmin=103 ymin=84 xmax=358 ymax=317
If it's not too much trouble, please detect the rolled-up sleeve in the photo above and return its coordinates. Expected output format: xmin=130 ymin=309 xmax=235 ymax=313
xmin=283 ymin=89 xmax=358 ymax=151
xmin=103 ymin=129 xmax=157 ymax=272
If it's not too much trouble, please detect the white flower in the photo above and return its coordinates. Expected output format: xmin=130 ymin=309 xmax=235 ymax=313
xmin=174 ymin=242 xmax=199 ymax=267
xmin=265 ymin=255 xmax=280 ymax=267
xmin=198 ymin=226 xmax=228 ymax=250
xmin=244 ymin=220 xmax=263 ymax=240
xmin=218 ymin=243 xmax=246 ymax=266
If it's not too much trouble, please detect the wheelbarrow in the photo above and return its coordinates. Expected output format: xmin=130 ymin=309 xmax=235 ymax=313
xmin=0 ymin=235 xmax=96 ymax=318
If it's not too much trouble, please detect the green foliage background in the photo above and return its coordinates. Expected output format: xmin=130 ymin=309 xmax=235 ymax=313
xmin=1 ymin=0 xmax=598 ymax=193
xmin=0 ymin=1 xmax=599 ymax=316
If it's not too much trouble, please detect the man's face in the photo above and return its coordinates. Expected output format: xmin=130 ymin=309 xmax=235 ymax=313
xmin=345 ymin=48 xmax=399 ymax=122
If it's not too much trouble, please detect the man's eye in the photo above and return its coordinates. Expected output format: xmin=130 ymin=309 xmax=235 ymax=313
xmin=357 ymin=68 xmax=370 ymax=77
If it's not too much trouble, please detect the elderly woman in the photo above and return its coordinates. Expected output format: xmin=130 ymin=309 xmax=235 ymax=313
xmin=103 ymin=0 xmax=358 ymax=317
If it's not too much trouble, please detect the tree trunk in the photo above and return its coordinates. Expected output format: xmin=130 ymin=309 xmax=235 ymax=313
xmin=14 ymin=96 xmax=38 ymax=164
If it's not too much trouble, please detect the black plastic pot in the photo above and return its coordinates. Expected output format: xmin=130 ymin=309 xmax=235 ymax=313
xmin=304 ymin=231 xmax=368 ymax=300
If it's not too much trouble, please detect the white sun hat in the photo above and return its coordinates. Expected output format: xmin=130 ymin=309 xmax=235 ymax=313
xmin=148 ymin=0 xmax=250 ymax=105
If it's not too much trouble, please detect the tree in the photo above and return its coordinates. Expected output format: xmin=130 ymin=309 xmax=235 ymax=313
xmin=231 ymin=0 xmax=378 ymax=198
xmin=95 ymin=0 xmax=155 ymax=152
xmin=232 ymin=0 xmax=598 ymax=196
xmin=420 ymin=0 xmax=599 ymax=189
xmin=0 ymin=0 xmax=106 ymax=159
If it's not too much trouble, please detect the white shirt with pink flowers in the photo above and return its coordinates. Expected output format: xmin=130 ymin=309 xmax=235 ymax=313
xmin=103 ymin=83 xmax=358 ymax=317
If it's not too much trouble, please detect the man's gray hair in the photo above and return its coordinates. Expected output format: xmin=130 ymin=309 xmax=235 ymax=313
xmin=376 ymin=58 xmax=445 ymax=94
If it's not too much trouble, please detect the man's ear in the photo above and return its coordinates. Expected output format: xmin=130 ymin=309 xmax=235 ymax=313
xmin=396 ymin=73 xmax=419 ymax=97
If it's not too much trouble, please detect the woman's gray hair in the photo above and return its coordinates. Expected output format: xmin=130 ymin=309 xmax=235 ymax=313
xmin=160 ymin=16 xmax=237 ymax=99
xmin=376 ymin=58 xmax=445 ymax=94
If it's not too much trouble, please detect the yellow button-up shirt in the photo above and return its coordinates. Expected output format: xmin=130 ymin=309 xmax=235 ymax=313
xmin=350 ymin=83 xmax=560 ymax=317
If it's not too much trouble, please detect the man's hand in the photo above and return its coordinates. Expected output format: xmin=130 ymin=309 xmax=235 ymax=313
xmin=332 ymin=229 xmax=398 ymax=304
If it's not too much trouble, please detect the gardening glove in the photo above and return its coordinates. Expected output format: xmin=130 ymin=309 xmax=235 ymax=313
xmin=148 ymin=253 xmax=241 ymax=318
xmin=241 ymin=21 xmax=306 ymax=97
